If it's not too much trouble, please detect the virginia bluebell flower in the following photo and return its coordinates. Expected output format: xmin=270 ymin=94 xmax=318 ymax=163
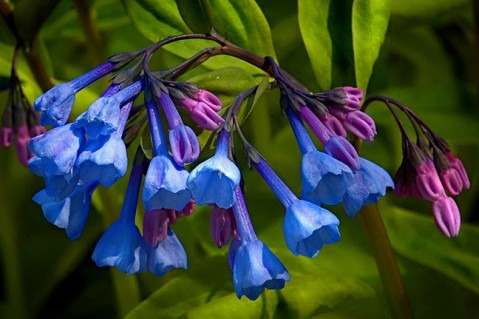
xmin=177 ymin=89 xmax=224 ymax=130
xmin=92 ymin=149 xmax=148 ymax=274
xmin=229 ymin=187 xmax=289 ymax=300
xmin=187 ymin=129 xmax=241 ymax=208
xmin=142 ymin=88 xmax=191 ymax=211
xmin=342 ymin=158 xmax=394 ymax=217
xmin=33 ymin=181 xmax=97 ymax=239
xmin=285 ymin=107 xmax=354 ymax=205
xmin=159 ymin=92 xmax=199 ymax=165
xmin=34 ymin=62 xmax=116 ymax=127
xmin=75 ymin=80 xmax=144 ymax=139
xmin=251 ymin=154 xmax=341 ymax=257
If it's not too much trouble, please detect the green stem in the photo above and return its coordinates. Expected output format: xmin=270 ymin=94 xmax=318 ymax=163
xmin=358 ymin=204 xmax=414 ymax=319
xmin=96 ymin=186 xmax=141 ymax=318
xmin=23 ymin=39 xmax=54 ymax=91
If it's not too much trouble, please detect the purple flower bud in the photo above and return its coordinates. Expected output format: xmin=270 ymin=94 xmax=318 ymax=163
xmin=14 ymin=123 xmax=32 ymax=166
xmin=194 ymin=90 xmax=222 ymax=111
xmin=143 ymin=209 xmax=170 ymax=246
xmin=440 ymin=168 xmax=463 ymax=196
xmin=169 ymin=125 xmax=200 ymax=166
xmin=210 ymin=206 xmax=236 ymax=248
xmin=324 ymin=136 xmax=361 ymax=171
xmin=432 ymin=196 xmax=461 ymax=237
xmin=0 ymin=127 xmax=13 ymax=148
xmin=299 ymin=105 xmax=333 ymax=144
xmin=343 ymin=111 xmax=376 ymax=141
xmin=29 ymin=125 xmax=46 ymax=138
xmin=445 ymin=152 xmax=470 ymax=190
xmin=416 ymin=160 xmax=446 ymax=201
xmin=320 ymin=113 xmax=346 ymax=137
xmin=341 ymin=87 xmax=363 ymax=110
xmin=190 ymin=102 xmax=224 ymax=130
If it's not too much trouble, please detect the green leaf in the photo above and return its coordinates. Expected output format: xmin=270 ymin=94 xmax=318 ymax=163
xmin=13 ymin=0 xmax=61 ymax=44
xmin=298 ymin=0 xmax=333 ymax=90
xmin=352 ymin=0 xmax=391 ymax=92
xmin=391 ymin=0 xmax=469 ymax=21
xmin=383 ymin=206 xmax=479 ymax=294
xmin=176 ymin=0 xmax=212 ymax=33
xmin=122 ymin=0 xmax=275 ymax=75
xmin=298 ymin=0 xmax=356 ymax=90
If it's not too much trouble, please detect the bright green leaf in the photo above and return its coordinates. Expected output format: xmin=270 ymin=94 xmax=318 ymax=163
xmin=176 ymin=0 xmax=212 ymax=33
xmin=352 ymin=0 xmax=391 ymax=92
xmin=298 ymin=0 xmax=333 ymax=90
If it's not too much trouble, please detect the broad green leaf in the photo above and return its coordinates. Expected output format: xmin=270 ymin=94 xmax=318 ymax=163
xmin=383 ymin=206 xmax=479 ymax=294
xmin=122 ymin=0 xmax=275 ymax=75
xmin=176 ymin=0 xmax=212 ymax=33
xmin=298 ymin=0 xmax=333 ymax=90
xmin=352 ymin=0 xmax=391 ymax=92
xmin=13 ymin=0 xmax=61 ymax=44
xmin=391 ymin=0 xmax=469 ymax=21
xmin=299 ymin=0 xmax=355 ymax=90
xmin=125 ymin=256 xmax=231 ymax=319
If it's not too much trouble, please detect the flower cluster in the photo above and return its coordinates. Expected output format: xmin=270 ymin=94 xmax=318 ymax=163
xmin=1 ymin=51 xmax=45 ymax=166
xmin=26 ymin=37 xmax=468 ymax=301
xmin=386 ymin=100 xmax=470 ymax=237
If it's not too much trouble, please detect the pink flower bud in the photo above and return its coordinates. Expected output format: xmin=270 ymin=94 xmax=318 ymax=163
xmin=341 ymin=87 xmax=363 ymax=111
xmin=178 ymin=97 xmax=197 ymax=112
xmin=299 ymin=105 xmax=334 ymax=144
xmin=432 ymin=196 xmax=461 ymax=237
xmin=194 ymin=90 xmax=222 ymax=111
xmin=446 ymin=152 xmax=470 ymax=189
xmin=14 ymin=123 xmax=32 ymax=166
xmin=320 ymin=113 xmax=346 ymax=137
xmin=29 ymin=125 xmax=47 ymax=138
xmin=416 ymin=160 xmax=446 ymax=201
xmin=343 ymin=111 xmax=377 ymax=141
xmin=210 ymin=205 xmax=236 ymax=248
xmin=143 ymin=209 xmax=169 ymax=246
xmin=190 ymin=102 xmax=224 ymax=130
xmin=0 ymin=127 xmax=13 ymax=147
xmin=440 ymin=168 xmax=463 ymax=196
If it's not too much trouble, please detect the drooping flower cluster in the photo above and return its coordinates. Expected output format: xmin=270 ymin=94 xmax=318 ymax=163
xmin=1 ymin=49 xmax=45 ymax=166
xmin=25 ymin=35 xmax=469 ymax=301
xmin=384 ymin=100 xmax=470 ymax=237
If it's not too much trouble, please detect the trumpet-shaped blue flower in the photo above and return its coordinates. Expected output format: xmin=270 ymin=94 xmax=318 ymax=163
xmin=76 ymin=133 xmax=128 ymax=187
xmin=187 ymin=130 xmax=241 ymax=208
xmin=324 ymin=135 xmax=360 ymax=171
xmin=284 ymin=200 xmax=340 ymax=257
xmin=34 ymin=62 xmax=116 ymax=127
xmin=251 ymin=155 xmax=341 ymax=257
xmin=146 ymin=227 xmax=187 ymax=277
xmin=231 ymin=239 xmax=289 ymax=300
xmin=28 ymin=123 xmax=85 ymax=176
xmin=229 ymin=187 xmax=289 ymax=300
xmin=75 ymin=81 xmax=143 ymax=140
xmin=285 ymin=107 xmax=354 ymax=205
xmin=92 ymin=149 xmax=148 ymax=274
xmin=342 ymin=158 xmax=394 ymax=217
xmin=33 ymin=182 xmax=97 ymax=239
xmin=142 ymin=155 xmax=192 ymax=211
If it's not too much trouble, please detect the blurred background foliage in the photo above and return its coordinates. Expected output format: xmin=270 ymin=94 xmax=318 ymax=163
xmin=0 ymin=0 xmax=478 ymax=318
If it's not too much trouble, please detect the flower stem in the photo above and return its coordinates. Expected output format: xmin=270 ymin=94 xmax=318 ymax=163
xmin=358 ymin=204 xmax=414 ymax=319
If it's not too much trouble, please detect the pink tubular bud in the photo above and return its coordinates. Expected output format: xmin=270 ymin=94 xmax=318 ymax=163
xmin=416 ymin=160 xmax=446 ymax=201
xmin=432 ymin=196 xmax=461 ymax=237
xmin=440 ymin=168 xmax=463 ymax=196
xmin=446 ymin=152 xmax=470 ymax=190
xmin=0 ymin=127 xmax=13 ymax=147
xmin=341 ymin=87 xmax=363 ymax=111
xmin=194 ymin=90 xmax=222 ymax=111
xmin=178 ymin=97 xmax=198 ymax=112
xmin=210 ymin=205 xmax=236 ymax=248
xmin=177 ymin=199 xmax=195 ymax=217
xmin=14 ymin=123 xmax=32 ymax=166
xmin=343 ymin=111 xmax=377 ymax=141
xmin=299 ymin=105 xmax=334 ymax=144
xmin=190 ymin=102 xmax=224 ymax=130
xmin=320 ymin=113 xmax=347 ymax=137
xmin=143 ymin=209 xmax=169 ymax=246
